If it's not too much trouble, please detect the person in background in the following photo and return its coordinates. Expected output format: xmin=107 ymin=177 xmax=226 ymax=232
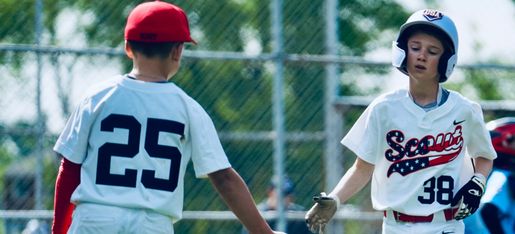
xmin=464 ymin=117 xmax=515 ymax=234
xmin=243 ymin=176 xmax=309 ymax=234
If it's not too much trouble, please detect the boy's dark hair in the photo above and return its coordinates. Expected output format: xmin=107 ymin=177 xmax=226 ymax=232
xmin=399 ymin=24 xmax=454 ymax=54
xmin=127 ymin=41 xmax=183 ymax=59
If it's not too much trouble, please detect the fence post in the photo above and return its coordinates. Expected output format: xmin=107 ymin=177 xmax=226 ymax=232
xmin=270 ymin=0 xmax=287 ymax=231
xmin=34 ymin=0 xmax=44 ymax=211
xmin=324 ymin=0 xmax=344 ymax=233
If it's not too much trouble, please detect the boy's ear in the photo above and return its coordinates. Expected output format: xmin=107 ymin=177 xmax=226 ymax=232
xmin=170 ymin=43 xmax=184 ymax=61
xmin=124 ymin=40 xmax=135 ymax=59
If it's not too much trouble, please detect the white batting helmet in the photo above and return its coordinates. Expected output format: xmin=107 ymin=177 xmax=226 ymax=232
xmin=392 ymin=9 xmax=459 ymax=82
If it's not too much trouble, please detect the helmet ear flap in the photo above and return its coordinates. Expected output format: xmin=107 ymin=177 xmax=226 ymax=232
xmin=392 ymin=41 xmax=408 ymax=75
xmin=445 ymin=54 xmax=457 ymax=80
xmin=437 ymin=52 xmax=457 ymax=82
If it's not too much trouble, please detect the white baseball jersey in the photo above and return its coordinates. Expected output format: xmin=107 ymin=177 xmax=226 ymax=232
xmin=341 ymin=89 xmax=497 ymax=216
xmin=54 ymin=75 xmax=231 ymax=221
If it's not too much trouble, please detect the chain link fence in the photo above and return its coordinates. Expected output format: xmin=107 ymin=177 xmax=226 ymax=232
xmin=1 ymin=1 xmax=514 ymax=234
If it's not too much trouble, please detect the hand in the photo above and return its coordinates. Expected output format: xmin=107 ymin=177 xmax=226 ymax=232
xmin=305 ymin=192 xmax=340 ymax=233
xmin=451 ymin=173 xmax=486 ymax=220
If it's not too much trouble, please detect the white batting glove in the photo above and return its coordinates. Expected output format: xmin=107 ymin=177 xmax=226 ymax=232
xmin=305 ymin=192 xmax=340 ymax=234
xmin=272 ymin=231 xmax=287 ymax=234
xmin=451 ymin=173 xmax=486 ymax=220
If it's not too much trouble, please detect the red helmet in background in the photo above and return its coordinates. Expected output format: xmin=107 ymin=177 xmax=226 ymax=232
xmin=487 ymin=117 xmax=515 ymax=171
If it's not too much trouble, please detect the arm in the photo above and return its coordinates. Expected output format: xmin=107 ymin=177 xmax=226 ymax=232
xmin=52 ymin=156 xmax=81 ymax=234
xmin=329 ymin=158 xmax=374 ymax=203
xmin=305 ymin=158 xmax=374 ymax=233
xmin=473 ymin=156 xmax=493 ymax=178
xmin=208 ymin=168 xmax=274 ymax=234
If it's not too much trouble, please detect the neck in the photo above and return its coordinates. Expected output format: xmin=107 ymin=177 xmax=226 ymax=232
xmin=130 ymin=56 xmax=176 ymax=82
xmin=409 ymin=83 xmax=439 ymax=106
xmin=129 ymin=61 xmax=174 ymax=82
xmin=129 ymin=71 xmax=168 ymax=82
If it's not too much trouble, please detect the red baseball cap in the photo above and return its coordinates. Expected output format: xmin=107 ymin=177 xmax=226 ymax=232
xmin=124 ymin=1 xmax=196 ymax=44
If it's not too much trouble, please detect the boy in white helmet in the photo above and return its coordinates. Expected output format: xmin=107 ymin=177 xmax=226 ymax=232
xmin=52 ymin=1 xmax=284 ymax=234
xmin=305 ymin=9 xmax=496 ymax=234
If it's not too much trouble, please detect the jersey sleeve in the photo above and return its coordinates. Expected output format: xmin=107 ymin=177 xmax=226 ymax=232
xmin=188 ymin=102 xmax=231 ymax=178
xmin=52 ymin=157 xmax=80 ymax=234
xmin=53 ymin=99 xmax=94 ymax=164
xmin=466 ymin=102 xmax=497 ymax=160
xmin=340 ymin=102 xmax=380 ymax=164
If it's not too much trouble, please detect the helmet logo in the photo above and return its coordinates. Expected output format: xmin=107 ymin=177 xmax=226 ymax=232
xmin=423 ymin=9 xmax=443 ymax=21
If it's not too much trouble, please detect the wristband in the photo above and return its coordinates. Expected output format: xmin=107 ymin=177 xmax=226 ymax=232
xmin=472 ymin=173 xmax=486 ymax=191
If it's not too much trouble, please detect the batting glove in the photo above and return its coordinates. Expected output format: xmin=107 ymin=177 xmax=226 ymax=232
xmin=272 ymin=231 xmax=287 ymax=234
xmin=451 ymin=173 xmax=486 ymax=220
xmin=305 ymin=192 xmax=340 ymax=234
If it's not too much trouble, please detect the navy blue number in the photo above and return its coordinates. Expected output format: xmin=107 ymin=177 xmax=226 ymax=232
xmin=142 ymin=118 xmax=184 ymax=192
xmin=436 ymin=176 xmax=453 ymax=205
xmin=418 ymin=177 xmax=436 ymax=204
xmin=97 ymin=114 xmax=140 ymax=188
xmin=418 ymin=175 xmax=454 ymax=205
xmin=96 ymin=114 xmax=184 ymax=192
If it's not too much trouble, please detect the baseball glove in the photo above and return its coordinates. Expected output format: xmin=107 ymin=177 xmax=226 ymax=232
xmin=305 ymin=192 xmax=340 ymax=234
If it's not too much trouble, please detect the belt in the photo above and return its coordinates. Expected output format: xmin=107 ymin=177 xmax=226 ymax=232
xmin=383 ymin=208 xmax=458 ymax=223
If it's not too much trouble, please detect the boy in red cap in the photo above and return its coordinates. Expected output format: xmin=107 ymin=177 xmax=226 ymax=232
xmin=52 ymin=1 xmax=283 ymax=233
